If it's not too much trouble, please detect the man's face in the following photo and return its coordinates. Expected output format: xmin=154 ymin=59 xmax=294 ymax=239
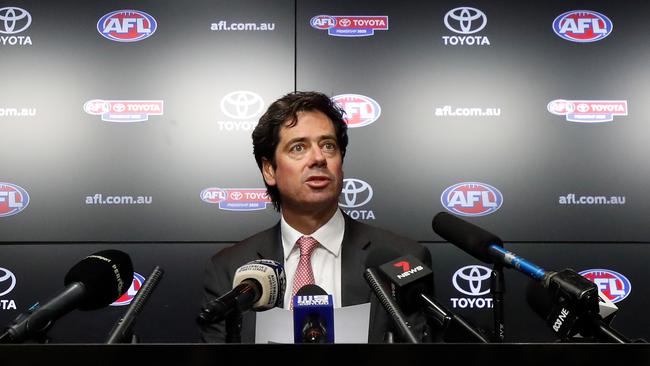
xmin=262 ymin=110 xmax=344 ymax=214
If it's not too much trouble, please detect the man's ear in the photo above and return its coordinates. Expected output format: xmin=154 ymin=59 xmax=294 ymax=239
xmin=262 ymin=158 xmax=276 ymax=186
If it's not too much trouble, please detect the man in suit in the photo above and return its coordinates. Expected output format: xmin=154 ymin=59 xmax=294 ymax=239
xmin=199 ymin=91 xmax=432 ymax=343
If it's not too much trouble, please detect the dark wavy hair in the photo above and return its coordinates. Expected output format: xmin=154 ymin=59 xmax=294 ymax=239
xmin=252 ymin=91 xmax=348 ymax=211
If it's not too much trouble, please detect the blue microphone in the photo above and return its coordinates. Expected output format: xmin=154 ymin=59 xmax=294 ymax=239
xmin=488 ymin=245 xmax=546 ymax=281
xmin=432 ymin=212 xmax=606 ymax=335
xmin=432 ymin=212 xmax=549 ymax=282
xmin=292 ymin=284 xmax=334 ymax=343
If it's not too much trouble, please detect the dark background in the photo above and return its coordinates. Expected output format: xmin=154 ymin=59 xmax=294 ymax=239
xmin=0 ymin=0 xmax=648 ymax=342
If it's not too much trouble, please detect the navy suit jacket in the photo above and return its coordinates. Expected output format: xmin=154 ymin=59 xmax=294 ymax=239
xmin=199 ymin=212 xmax=433 ymax=343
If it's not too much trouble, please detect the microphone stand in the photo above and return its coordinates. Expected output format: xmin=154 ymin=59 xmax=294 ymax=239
xmin=490 ymin=263 xmax=505 ymax=342
xmin=0 ymin=305 xmax=55 ymax=344
xmin=225 ymin=310 xmax=242 ymax=343
xmin=420 ymin=294 xmax=489 ymax=343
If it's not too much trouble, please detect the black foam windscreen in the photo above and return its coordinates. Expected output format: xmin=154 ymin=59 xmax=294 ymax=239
xmin=432 ymin=212 xmax=502 ymax=264
xmin=64 ymin=249 xmax=134 ymax=310
xmin=296 ymin=284 xmax=327 ymax=297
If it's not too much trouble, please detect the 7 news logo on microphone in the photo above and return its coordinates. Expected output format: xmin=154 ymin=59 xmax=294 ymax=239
xmin=378 ymin=254 xmax=433 ymax=314
xmin=380 ymin=255 xmax=430 ymax=283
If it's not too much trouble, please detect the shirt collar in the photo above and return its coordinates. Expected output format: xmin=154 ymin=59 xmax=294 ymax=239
xmin=281 ymin=209 xmax=345 ymax=260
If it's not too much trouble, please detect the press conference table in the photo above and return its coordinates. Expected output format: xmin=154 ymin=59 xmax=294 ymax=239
xmin=1 ymin=343 xmax=649 ymax=366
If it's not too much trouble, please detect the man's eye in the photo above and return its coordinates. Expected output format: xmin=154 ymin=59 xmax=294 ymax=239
xmin=290 ymin=144 xmax=304 ymax=152
xmin=324 ymin=142 xmax=336 ymax=150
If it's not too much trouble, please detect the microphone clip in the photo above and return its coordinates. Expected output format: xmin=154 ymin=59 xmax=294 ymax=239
xmin=544 ymin=269 xmax=599 ymax=340
xmin=1 ymin=303 xmax=53 ymax=344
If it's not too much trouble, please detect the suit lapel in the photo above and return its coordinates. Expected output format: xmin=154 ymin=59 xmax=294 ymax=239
xmin=341 ymin=214 xmax=373 ymax=306
xmin=252 ymin=221 xmax=284 ymax=263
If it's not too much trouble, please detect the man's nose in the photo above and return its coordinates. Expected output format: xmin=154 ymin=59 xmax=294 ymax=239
xmin=308 ymin=144 xmax=327 ymax=166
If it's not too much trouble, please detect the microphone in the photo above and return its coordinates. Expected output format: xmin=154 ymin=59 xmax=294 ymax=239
xmin=432 ymin=212 xmax=616 ymax=341
xmin=372 ymin=246 xmax=489 ymax=343
xmin=364 ymin=250 xmax=419 ymax=344
xmin=0 ymin=250 xmax=133 ymax=344
xmin=526 ymin=278 xmax=631 ymax=343
xmin=433 ymin=212 xmax=579 ymax=288
xmin=432 ymin=212 xmax=548 ymax=280
xmin=372 ymin=250 xmax=434 ymax=315
xmin=106 ymin=266 xmax=164 ymax=344
xmin=292 ymin=284 xmax=334 ymax=343
xmin=197 ymin=259 xmax=285 ymax=325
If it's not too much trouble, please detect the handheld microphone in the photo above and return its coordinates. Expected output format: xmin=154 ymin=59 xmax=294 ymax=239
xmin=372 ymin=246 xmax=489 ymax=343
xmin=197 ymin=259 xmax=285 ymax=325
xmin=526 ymin=278 xmax=631 ymax=343
xmin=106 ymin=266 xmax=164 ymax=344
xmin=0 ymin=250 xmax=133 ymax=344
xmin=292 ymin=284 xmax=334 ymax=343
xmin=364 ymin=249 xmax=419 ymax=344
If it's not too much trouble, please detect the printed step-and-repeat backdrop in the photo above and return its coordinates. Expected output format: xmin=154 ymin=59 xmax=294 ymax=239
xmin=1 ymin=0 xmax=648 ymax=342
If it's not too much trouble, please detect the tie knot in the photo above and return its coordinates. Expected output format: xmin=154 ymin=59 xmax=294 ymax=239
xmin=297 ymin=236 xmax=319 ymax=257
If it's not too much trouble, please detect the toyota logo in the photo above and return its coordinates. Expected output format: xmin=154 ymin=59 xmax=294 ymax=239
xmin=452 ymin=265 xmax=491 ymax=296
xmin=339 ymin=178 xmax=373 ymax=208
xmin=113 ymin=103 xmax=126 ymax=112
xmin=220 ymin=91 xmax=264 ymax=120
xmin=0 ymin=267 xmax=16 ymax=297
xmin=0 ymin=7 xmax=32 ymax=35
xmin=444 ymin=7 xmax=487 ymax=35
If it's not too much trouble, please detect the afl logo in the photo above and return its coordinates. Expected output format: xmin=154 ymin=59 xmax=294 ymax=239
xmin=200 ymin=188 xmax=227 ymax=203
xmin=331 ymin=94 xmax=381 ymax=128
xmin=553 ymin=10 xmax=612 ymax=43
xmin=98 ymin=10 xmax=157 ymax=42
xmin=579 ymin=269 xmax=631 ymax=303
xmin=111 ymin=272 xmax=145 ymax=306
xmin=547 ymin=99 xmax=575 ymax=115
xmin=310 ymin=15 xmax=336 ymax=30
xmin=0 ymin=182 xmax=29 ymax=218
xmin=441 ymin=182 xmax=502 ymax=217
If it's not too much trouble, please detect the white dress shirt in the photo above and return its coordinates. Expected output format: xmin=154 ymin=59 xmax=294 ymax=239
xmin=281 ymin=209 xmax=344 ymax=309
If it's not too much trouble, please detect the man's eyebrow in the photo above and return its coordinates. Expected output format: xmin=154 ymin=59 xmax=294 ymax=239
xmin=284 ymin=135 xmax=337 ymax=145
xmin=284 ymin=137 xmax=307 ymax=146
xmin=319 ymin=134 xmax=337 ymax=141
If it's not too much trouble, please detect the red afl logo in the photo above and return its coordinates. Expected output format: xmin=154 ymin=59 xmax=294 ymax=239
xmin=111 ymin=272 xmax=145 ymax=306
xmin=331 ymin=94 xmax=381 ymax=128
xmin=0 ymin=182 xmax=29 ymax=218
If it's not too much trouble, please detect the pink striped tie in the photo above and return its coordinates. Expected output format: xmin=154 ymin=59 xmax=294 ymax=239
xmin=291 ymin=236 xmax=319 ymax=308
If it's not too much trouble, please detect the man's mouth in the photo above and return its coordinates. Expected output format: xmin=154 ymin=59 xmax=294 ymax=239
xmin=305 ymin=175 xmax=332 ymax=188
